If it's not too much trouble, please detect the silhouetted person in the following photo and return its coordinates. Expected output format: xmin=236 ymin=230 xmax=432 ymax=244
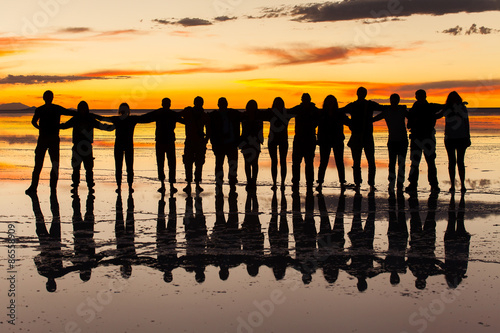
xmin=262 ymin=97 xmax=293 ymax=190
xmin=384 ymin=191 xmax=408 ymax=286
xmin=444 ymin=194 xmax=470 ymax=288
xmin=406 ymin=90 xmax=443 ymax=193
xmin=317 ymin=193 xmax=348 ymax=285
xmin=142 ymin=98 xmax=185 ymax=194
xmin=71 ymin=193 xmax=98 ymax=282
xmin=438 ymin=91 xmax=471 ymax=193
xmin=346 ymin=193 xmax=382 ymax=291
xmin=240 ymin=100 xmax=264 ymax=192
xmin=115 ymin=193 xmax=137 ymax=279
xmin=373 ymin=93 xmax=409 ymax=192
xmin=268 ymin=190 xmax=290 ymax=280
xmin=407 ymin=193 xmax=443 ymax=289
xmin=289 ymin=93 xmax=320 ymax=193
xmin=60 ymin=101 xmax=114 ymax=194
xmin=292 ymin=192 xmax=317 ymax=284
xmin=101 ymin=103 xmax=151 ymax=193
xmin=208 ymin=97 xmax=241 ymax=193
xmin=156 ymin=194 xmax=178 ymax=283
xmin=242 ymin=191 xmax=264 ymax=277
xmin=26 ymin=90 xmax=74 ymax=194
xmin=316 ymin=95 xmax=350 ymax=192
xmin=31 ymin=192 xmax=73 ymax=292
xmin=343 ymin=87 xmax=385 ymax=192
xmin=183 ymin=195 xmax=208 ymax=283
xmin=181 ymin=96 xmax=209 ymax=194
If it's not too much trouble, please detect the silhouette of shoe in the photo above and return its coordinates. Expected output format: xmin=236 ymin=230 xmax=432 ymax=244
xmin=405 ymin=185 xmax=417 ymax=193
xmin=271 ymin=183 xmax=277 ymax=191
xmin=183 ymin=184 xmax=191 ymax=193
xmin=170 ymin=185 xmax=178 ymax=194
xmin=158 ymin=186 xmax=166 ymax=193
xmin=316 ymin=184 xmax=322 ymax=193
xmin=70 ymin=187 xmax=78 ymax=194
xmin=430 ymin=185 xmax=440 ymax=193
xmin=195 ymin=184 xmax=204 ymax=193
xmin=129 ymin=186 xmax=134 ymax=193
xmin=370 ymin=185 xmax=377 ymax=193
xmin=25 ymin=186 xmax=37 ymax=195
xmin=89 ymin=187 xmax=95 ymax=194
xmin=115 ymin=187 xmax=121 ymax=193
xmin=460 ymin=186 xmax=467 ymax=193
xmin=449 ymin=186 xmax=455 ymax=193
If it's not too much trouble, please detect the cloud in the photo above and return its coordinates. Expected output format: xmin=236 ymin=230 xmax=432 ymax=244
xmin=441 ymin=23 xmax=498 ymax=35
xmin=214 ymin=16 xmax=237 ymax=22
xmin=58 ymin=27 xmax=92 ymax=33
xmin=253 ymin=45 xmax=402 ymax=65
xmin=153 ymin=18 xmax=212 ymax=27
xmin=0 ymin=74 xmax=110 ymax=85
xmin=266 ymin=0 xmax=500 ymax=23
xmin=83 ymin=65 xmax=258 ymax=77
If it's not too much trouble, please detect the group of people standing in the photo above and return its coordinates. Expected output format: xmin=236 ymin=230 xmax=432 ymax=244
xmin=24 ymin=87 xmax=471 ymax=196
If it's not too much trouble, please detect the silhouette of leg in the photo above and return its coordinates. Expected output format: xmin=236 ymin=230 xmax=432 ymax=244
xmin=364 ymin=140 xmax=376 ymax=187
xmin=114 ymin=146 xmax=124 ymax=190
xmin=350 ymin=146 xmax=363 ymax=186
xmin=457 ymin=146 xmax=467 ymax=191
xmin=291 ymin=144 xmax=302 ymax=189
xmin=423 ymin=139 xmax=438 ymax=188
xmin=214 ymin=150 xmax=225 ymax=187
xmin=47 ymin=139 xmax=60 ymax=191
xmin=279 ymin=141 xmax=288 ymax=186
xmin=125 ymin=146 xmax=134 ymax=190
xmin=408 ymin=139 xmax=422 ymax=188
xmin=227 ymin=147 xmax=238 ymax=189
xmin=445 ymin=140 xmax=456 ymax=191
xmin=305 ymin=144 xmax=315 ymax=191
xmin=388 ymin=142 xmax=397 ymax=186
xmin=156 ymin=143 xmax=166 ymax=184
xmin=29 ymin=141 xmax=48 ymax=191
xmin=268 ymin=143 xmax=278 ymax=186
xmin=83 ymin=149 xmax=94 ymax=190
xmin=317 ymin=144 xmax=331 ymax=185
xmin=166 ymin=142 xmax=176 ymax=184
xmin=71 ymin=147 xmax=82 ymax=189
xmin=333 ymin=142 xmax=346 ymax=185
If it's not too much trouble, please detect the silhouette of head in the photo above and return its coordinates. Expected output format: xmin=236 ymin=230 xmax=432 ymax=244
xmin=219 ymin=267 xmax=229 ymax=281
xmin=322 ymin=94 xmax=338 ymax=111
xmin=356 ymin=87 xmax=367 ymax=100
xmin=194 ymin=96 xmax=204 ymax=108
xmin=162 ymin=98 xmax=171 ymax=109
xmin=323 ymin=266 xmax=339 ymax=284
xmin=46 ymin=278 xmax=57 ymax=292
xmin=415 ymin=89 xmax=427 ymax=102
xmin=80 ymin=269 xmax=91 ymax=282
xmin=195 ymin=269 xmax=205 ymax=283
xmin=415 ymin=278 xmax=426 ymax=290
xmin=302 ymin=273 xmax=312 ymax=285
xmin=390 ymin=93 xmax=400 ymax=106
xmin=357 ymin=277 xmax=368 ymax=292
xmin=118 ymin=103 xmax=130 ymax=116
xmin=245 ymin=99 xmax=258 ymax=115
xmin=77 ymin=101 xmax=90 ymax=115
xmin=272 ymin=97 xmax=285 ymax=111
xmin=390 ymin=272 xmax=400 ymax=286
xmin=445 ymin=91 xmax=462 ymax=107
xmin=301 ymin=93 xmax=311 ymax=103
xmin=445 ymin=274 xmax=462 ymax=289
xmin=121 ymin=264 xmax=132 ymax=279
xmin=218 ymin=97 xmax=228 ymax=109
xmin=43 ymin=90 xmax=54 ymax=104
xmin=247 ymin=263 xmax=259 ymax=277
xmin=164 ymin=271 xmax=173 ymax=283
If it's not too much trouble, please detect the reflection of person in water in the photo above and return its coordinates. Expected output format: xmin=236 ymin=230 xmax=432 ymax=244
xmin=26 ymin=90 xmax=74 ymax=194
xmin=209 ymin=192 xmax=241 ymax=281
xmin=71 ymin=193 xmax=97 ymax=282
xmin=346 ymin=193 xmax=383 ymax=291
xmin=291 ymin=192 xmax=317 ymax=284
xmin=156 ymin=193 xmax=178 ymax=283
xmin=444 ymin=194 xmax=470 ymax=288
xmin=31 ymin=192 xmax=72 ymax=292
xmin=115 ymin=193 xmax=137 ymax=279
xmin=407 ymin=193 xmax=444 ymax=289
xmin=60 ymin=101 xmax=114 ymax=194
xmin=141 ymin=98 xmax=185 ymax=194
xmin=384 ymin=191 xmax=408 ymax=286
xmin=317 ymin=193 xmax=348 ymax=285
xmin=183 ymin=195 xmax=208 ymax=283
xmin=242 ymin=191 xmax=264 ymax=277
xmin=268 ymin=190 xmax=290 ymax=280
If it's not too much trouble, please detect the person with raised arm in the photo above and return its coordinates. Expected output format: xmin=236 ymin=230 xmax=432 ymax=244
xmin=343 ymin=87 xmax=386 ymax=193
xmin=208 ymin=97 xmax=241 ymax=194
xmin=262 ymin=97 xmax=293 ymax=191
xmin=60 ymin=101 xmax=114 ymax=194
xmin=372 ymin=93 xmax=409 ymax=192
xmin=101 ymin=103 xmax=150 ymax=193
xmin=240 ymin=99 xmax=264 ymax=192
xmin=406 ymin=89 xmax=443 ymax=193
xmin=288 ymin=93 xmax=320 ymax=194
xmin=316 ymin=94 xmax=350 ymax=192
xmin=181 ymin=96 xmax=209 ymax=194
xmin=26 ymin=90 xmax=75 ymax=194
xmin=141 ymin=98 xmax=185 ymax=194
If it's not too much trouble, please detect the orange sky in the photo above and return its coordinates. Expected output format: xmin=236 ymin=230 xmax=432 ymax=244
xmin=1 ymin=0 xmax=499 ymax=109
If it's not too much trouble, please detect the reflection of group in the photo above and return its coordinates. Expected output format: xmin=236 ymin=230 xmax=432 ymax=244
xmin=25 ymin=88 xmax=471 ymax=195
xmin=29 ymin=190 xmax=470 ymax=292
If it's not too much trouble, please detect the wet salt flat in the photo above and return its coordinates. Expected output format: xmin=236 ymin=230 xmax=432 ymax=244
xmin=1 ymin=113 xmax=500 ymax=332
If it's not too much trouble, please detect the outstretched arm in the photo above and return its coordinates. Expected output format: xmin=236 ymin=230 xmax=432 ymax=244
xmin=59 ymin=117 xmax=75 ymax=130
xmin=372 ymin=111 xmax=385 ymax=122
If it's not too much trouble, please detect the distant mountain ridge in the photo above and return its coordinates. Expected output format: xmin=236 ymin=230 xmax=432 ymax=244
xmin=0 ymin=102 xmax=35 ymax=111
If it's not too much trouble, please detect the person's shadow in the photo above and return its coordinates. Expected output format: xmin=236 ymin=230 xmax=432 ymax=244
xmin=115 ymin=193 xmax=137 ymax=279
xmin=268 ymin=190 xmax=290 ymax=280
xmin=156 ymin=193 xmax=178 ymax=283
xmin=444 ymin=193 xmax=471 ymax=288
xmin=407 ymin=193 xmax=444 ymax=289
xmin=317 ymin=193 xmax=348 ymax=285
xmin=30 ymin=192 xmax=72 ymax=292
xmin=183 ymin=194 xmax=208 ymax=283
xmin=384 ymin=191 xmax=408 ymax=286
xmin=71 ymin=193 xmax=97 ymax=282
xmin=241 ymin=191 xmax=264 ymax=277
